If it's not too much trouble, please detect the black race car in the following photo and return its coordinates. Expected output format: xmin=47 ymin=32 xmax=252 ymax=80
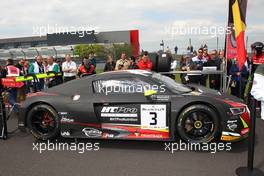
xmin=18 ymin=70 xmax=250 ymax=143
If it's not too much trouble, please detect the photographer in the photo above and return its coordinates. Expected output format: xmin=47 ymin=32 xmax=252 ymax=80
xmin=115 ymin=52 xmax=130 ymax=70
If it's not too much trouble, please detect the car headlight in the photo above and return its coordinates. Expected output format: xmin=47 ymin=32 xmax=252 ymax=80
xmin=230 ymin=107 xmax=246 ymax=115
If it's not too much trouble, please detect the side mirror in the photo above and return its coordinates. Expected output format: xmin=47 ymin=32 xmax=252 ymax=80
xmin=144 ymin=90 xmax=157 ymax=101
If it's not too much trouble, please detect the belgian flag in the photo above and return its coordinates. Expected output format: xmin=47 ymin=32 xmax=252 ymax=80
xmin=227 ymin=0 xmax=248 ymax=70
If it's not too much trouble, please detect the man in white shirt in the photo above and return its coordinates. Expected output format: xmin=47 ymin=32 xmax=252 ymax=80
xmin=62 ymin=54 xmax=77 ymax=82
xmin=251 ymin=64 xmax=264 ymax=120
xmin=45 ymin=56 xmax=60 ymax=88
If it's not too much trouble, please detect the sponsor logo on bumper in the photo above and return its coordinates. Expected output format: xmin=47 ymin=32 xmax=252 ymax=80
xmin=82 ymin=128 xmax=102 ymax=137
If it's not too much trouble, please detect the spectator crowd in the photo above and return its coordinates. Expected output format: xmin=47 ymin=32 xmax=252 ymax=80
xmin=1 ymin=42 xmax=263 ymax=111
xmin=178 ymin=44 xmax=260 ymax=101
xmin=0 ymin=50 xmax=154 ymax=109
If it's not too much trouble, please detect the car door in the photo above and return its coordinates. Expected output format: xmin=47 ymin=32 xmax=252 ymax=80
xmin=92 ymin=75 xmax=171 ymax=140
xmin=60 ymin=79 xmax=101 ymax=138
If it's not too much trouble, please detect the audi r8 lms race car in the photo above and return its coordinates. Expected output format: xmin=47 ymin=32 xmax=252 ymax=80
xmin=18 ymin=70 xmax=250 ymax=143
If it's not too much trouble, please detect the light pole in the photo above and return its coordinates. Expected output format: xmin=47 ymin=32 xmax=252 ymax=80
xmin=160 ymin=40 xmax=164 ymax=52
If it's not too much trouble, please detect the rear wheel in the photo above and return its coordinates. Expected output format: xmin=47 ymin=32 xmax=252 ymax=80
xmin=27 ymin=104 xmax=60 ymax=140
xmin=176 ymin=104 xmax=220 ymax=143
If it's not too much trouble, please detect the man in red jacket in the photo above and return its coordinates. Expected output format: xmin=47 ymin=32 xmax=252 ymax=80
xmin=78 ymin=58 xmax=95 ymax=77
xmin=137 ymin=51 xmax=152 ymax=71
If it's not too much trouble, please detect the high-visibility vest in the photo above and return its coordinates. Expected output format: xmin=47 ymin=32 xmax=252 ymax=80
xmin=6 ymin=65 xmax=20 ymax=77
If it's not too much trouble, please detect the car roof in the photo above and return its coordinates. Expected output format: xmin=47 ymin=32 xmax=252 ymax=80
xmin=46 ymin=70 xmax=154 ymax=95
xmin=96 ymin=70 xmax=153 ymax=78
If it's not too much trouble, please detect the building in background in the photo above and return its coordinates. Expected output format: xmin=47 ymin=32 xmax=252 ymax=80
xmin=0 ymin=30 xmax=139 ymax=60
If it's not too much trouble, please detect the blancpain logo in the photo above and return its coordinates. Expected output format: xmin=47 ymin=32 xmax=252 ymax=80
xmin=142 ymin=106 xmax=165 ymax=112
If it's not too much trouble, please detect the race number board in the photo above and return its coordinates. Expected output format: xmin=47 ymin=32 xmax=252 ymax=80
xmin=140 ymin=104 xmax=167 ymax=129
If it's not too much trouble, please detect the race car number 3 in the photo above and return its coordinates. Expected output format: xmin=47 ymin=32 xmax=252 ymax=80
xmin=140 ymin=104 xmax=167 ymax=129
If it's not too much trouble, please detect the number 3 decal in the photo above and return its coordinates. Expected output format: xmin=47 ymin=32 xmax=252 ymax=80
xmin=149 ymin=112 xmax=157 ymax=125
xmin=140 ymin=105 xmax=167 ymax=129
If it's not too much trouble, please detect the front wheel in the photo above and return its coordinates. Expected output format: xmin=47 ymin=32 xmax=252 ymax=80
xmin=27 ymin=104 xmax=60 ymax=140
xmin=176 ymin=104 xmax=220 ymax=143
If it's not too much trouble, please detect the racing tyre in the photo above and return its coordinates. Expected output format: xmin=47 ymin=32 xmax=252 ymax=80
xmin=27 ymin=104 xmax=60 ymax=140
xmin=176 ymin=104 xmax=220 ymax=143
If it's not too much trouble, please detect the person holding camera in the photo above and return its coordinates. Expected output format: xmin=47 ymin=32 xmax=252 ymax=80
xmin=115 ymin=52 xmax=130 ymax=71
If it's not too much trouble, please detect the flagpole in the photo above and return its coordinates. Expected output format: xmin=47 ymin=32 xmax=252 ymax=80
xmin=223 ymin=0 xmax=231 ymax=93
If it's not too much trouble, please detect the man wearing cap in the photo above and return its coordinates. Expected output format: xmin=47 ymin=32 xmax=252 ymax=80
xmin=251 ymin=42 xmax=264 ymax=73
xmin=245 ymin=42 xmax=264 ymax=103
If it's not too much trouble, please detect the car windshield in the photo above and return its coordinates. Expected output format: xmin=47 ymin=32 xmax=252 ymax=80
xmin=152 ymin=73 xmax=192 ymax=94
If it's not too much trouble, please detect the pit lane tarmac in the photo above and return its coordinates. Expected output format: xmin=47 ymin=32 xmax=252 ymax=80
xmin=0 ymin=115 xmax=264 ymax=176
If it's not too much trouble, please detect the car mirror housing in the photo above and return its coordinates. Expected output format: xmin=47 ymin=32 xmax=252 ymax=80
xmin=144 ymin=90 xmax=157 ymax=97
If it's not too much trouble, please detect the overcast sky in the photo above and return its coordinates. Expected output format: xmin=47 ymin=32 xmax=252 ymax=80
xmin=0 ymin=0 xmax=263 ymax=53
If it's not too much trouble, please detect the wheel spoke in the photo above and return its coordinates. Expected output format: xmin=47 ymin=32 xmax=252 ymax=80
xmin=185 ymin=124 xmax=193 ymax=132
xmin=181 ymin=110 xmax=216 ymax=141
xmin=191 ymin=112 xmax=198 ymax=121
xmin=30 ymin=110 xmax=56 ymax=136
xmin=185 ymin=118 xmax=194 ymax=125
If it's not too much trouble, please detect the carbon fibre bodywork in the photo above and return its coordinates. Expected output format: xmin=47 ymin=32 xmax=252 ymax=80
xmin=18 ymin=70 xmax=249 ymax=142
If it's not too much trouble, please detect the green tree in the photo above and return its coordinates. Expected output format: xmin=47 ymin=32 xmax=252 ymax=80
xmin=110 ymin=44 xmax=133 ymax=60
xmin=74 ymin=44 xmax=105 ymax=58
xmin=74 ymin=43 xmax=133 ymax=60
